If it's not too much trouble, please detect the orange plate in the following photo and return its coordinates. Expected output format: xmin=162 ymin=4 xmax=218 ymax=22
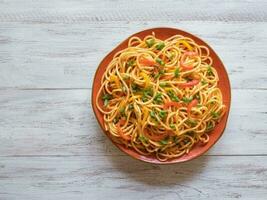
xmin=91 ymin=27 xmax=231 ymax=164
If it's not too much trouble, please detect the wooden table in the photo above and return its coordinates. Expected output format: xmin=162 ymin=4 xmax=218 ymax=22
xmin=0 ymin=0 xmax=267 ymax=199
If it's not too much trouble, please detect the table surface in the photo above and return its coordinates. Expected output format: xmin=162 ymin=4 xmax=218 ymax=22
xmin=0 ymin=0 xmax=267 ymax=199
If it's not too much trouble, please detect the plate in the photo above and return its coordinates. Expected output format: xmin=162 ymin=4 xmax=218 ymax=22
xmin=92 ymin=27 xmax=231 ymax=164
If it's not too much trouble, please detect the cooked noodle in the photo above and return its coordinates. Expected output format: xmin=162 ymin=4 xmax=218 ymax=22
xmin=96 ymin=33 xmax=226 ymax=161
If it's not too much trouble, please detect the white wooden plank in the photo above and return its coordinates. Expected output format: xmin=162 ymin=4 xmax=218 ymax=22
xmin=0 ymin=155 xmax=266 ymax=200
xmin=0 ymin=21 xmax=267 ymax=89
xmin=0 ymin=89 xmax=266 ymax=156
xmin=0 ymin=0 xmax=266 ymax=22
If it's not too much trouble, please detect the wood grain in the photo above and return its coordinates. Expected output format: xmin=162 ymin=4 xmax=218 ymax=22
xmin=0 ymin=89 xmax=266 ymax=157
xmin=0 ymin=21 xmax=267 ymax=89
xmin=1 ymin=0 xmax=267 ymax=199
xmin=0 ymin=0 xmax=267 ymax=22
xmin=0 ymin=156 xmax=267 ymax=200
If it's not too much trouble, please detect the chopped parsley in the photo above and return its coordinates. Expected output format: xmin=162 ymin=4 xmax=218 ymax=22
xmin=167 ymin=90 xmax=179 ymax=102
xmin=102 ymin=94 xmax=112 ymax=106
xmin=153 ymin=93 xmax=163 ymax=104
xmin=211 ymin=111 xmax=219 ymax=119
xmin=156 ymin=57 xmax=165 ymax=66
xmin=182 ymin=96 xmax=193 ymax=103
xmin=158 ymin=110 xmax=167 ymax=119
xmin=207 ymin=66 xmax=213 ymax=76
xmin=174 ymin=68 xmax=180 ymax=78
xmin=145 ymin=38 xmax=155 ymax=48
xmin=156 ymin=42 xmax=165 ymax=50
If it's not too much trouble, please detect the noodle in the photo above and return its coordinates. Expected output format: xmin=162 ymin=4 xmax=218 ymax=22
xmin=96 ymin=33 xmax=226 ymax=161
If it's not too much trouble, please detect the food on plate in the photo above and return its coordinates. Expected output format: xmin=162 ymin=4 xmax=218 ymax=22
xmin=96 ymin=33 xmax=226 ymax=161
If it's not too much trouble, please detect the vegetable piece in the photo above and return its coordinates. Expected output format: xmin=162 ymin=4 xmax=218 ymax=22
xmin=159 ymin=138 xmax=169 ymax=145
xmin=158 ymin=110 xmax=167 ymax=119
xmin=143 ymin=129 xmax=173 ymax=142
xmin=182 ymin=96 xmax=193 ymax=103
xmin=186 ymin=119 xmax=197 ymax=127
xmin=154 ymin=70 xmax=165 ymax=79
xmin=128 ymin=104 xmax=134 ymax=110
xmin=156 ymin=42 xmax=165 ymax=50
xmin=139 ymin=57 xmax=156 ymax=66
xmin=116 ymin=118 xmax=131 ymax=141
xmin=131 ymin=84 xmax=141 ymax=92
xmin=179 ymin=40 xmax=193 ymax=51
xmin=119 ymin=107 xmax=125 ymax=116
xmin=167 ymin=90 xmax=180 ymax=102
xmin=126 ymin=59 xmax=135 ymax=67
xmin=180 ymin=51 xmax=198 ymax=71
xmin=156 ymin=57 xmax=165 ymax=66
xmin=102 ymin=94 xmax=112 ymax=106
xmin=177 ymin=79 xmax=199 ymax=88
xmin=142 ymin=87 xmax=153 ymax=102
xmin=140 ymin=72 xmax=150 ymax=88
xmin=149 ymin=111 xmax=156 ymax=118
xmin=146 ymin=38 xmax=155 ymax=48
xmin=174 ymin=68 xmax=180 ymax=78
xmin=207 ymin=66 xmax=213 ymax=75
xmin=170 ymin=124 xmax=176 ymax=130
xmin=153 ymin=93 xmax=163 ymax=104
xmin=187 ymin=99 xmax=198 ymax=115
xmin=211 ymin=111 xmax=220 ymax=119
xmin=159 ymin=82 xmax=169 ymax=87
xmin=139 ymin=135 xmax=148 ymax=143
xmin=201 ymin=80 xmax=207 ymax=85
xmin=163 ymin=101 xmax=181 ymax=109
xmin=206 ymin=122 xmax=214 ymax=132
xmin=110 ymin=75 xmax=120 ymax=88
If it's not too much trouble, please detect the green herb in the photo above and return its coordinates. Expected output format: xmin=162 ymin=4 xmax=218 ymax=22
xmin=139 ymin=135 xmax=148 ymax=143
xmin=119 ymin=107 xmax=125 ymax=116
xmin=126 ymin=59 xmax=135 ymax=67
xmin=159 ymin=82 xmax=169 ymax=87
xmin=122 ymin=74 xmax=129 ymax=80
xmin=156 ymin=58 xmax=165 ymax=66
xmin=201 ymin=80 xmax=207 ymax=85
xmin=170 ymin=124 xmax=176 ymax=130
xmin=131 ymin=84 xmax=140 ymax=92
xmin=142 ymin=87 xmax=153 ymax=102
xmin=182 ymin=96 xmax=193 ymax=103
xmin=158 ymin=110 xmax=167 ymax=119
xmin=156 ymin=42 xmax=165 ymax=50
xmin=145 ymin=38 xmax=155 ymax=48
xmin=174 ymin=68 xmax=180 ymax=78
xmin=113 ymin=117 xmax=119 ymax=124
xmin=122 ymin=86 xmax=127 ymax=93
xmin=206 ymin=122 xmax=214 ymax=132
xmin=194 ymin=93 xmax=200 ymax=101
xmin=197 ymin=104 xmax=202 ymax=108
xmin=128 ymin=104 xmax=134 ymax=110
xmin=154 ymin=70 xmax=165 ymax=79
xmin=150 ymin=111 xmax=156 ymax=118
xmin=172 ymin=136 xmax=179 ymax=143
xmin=102 ymin=94 xmax=113 ymax=106
xmin=141 ymin=95 xmax=148 ymax=102
xmin=186 ymin=119 xmax=197 ymax=127
xmin=211 ymin=111 xmax=219 ymax=119
xmin=186 ymin=131 xmax=195 ymax=136
xmin=169 ymin=52 xmax=175 ymax=59
xmin=104 ymin=99 xmax=109 ymax=106
xmin=143 ymin=87 xmax=153 ymax=96
xmin=167 ymin=90 xmax=179 ymax=102
xmin=159 ymin=138 xmax=169 ymax=145
xmin=153 ymin=93 xmax=163 ymax=104
xmin=207 ymin=66 xmax=213 ymax=76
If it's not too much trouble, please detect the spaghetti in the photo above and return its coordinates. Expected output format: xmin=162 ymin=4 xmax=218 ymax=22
xmin=96 ymin=33 xmax=226 ymax=161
